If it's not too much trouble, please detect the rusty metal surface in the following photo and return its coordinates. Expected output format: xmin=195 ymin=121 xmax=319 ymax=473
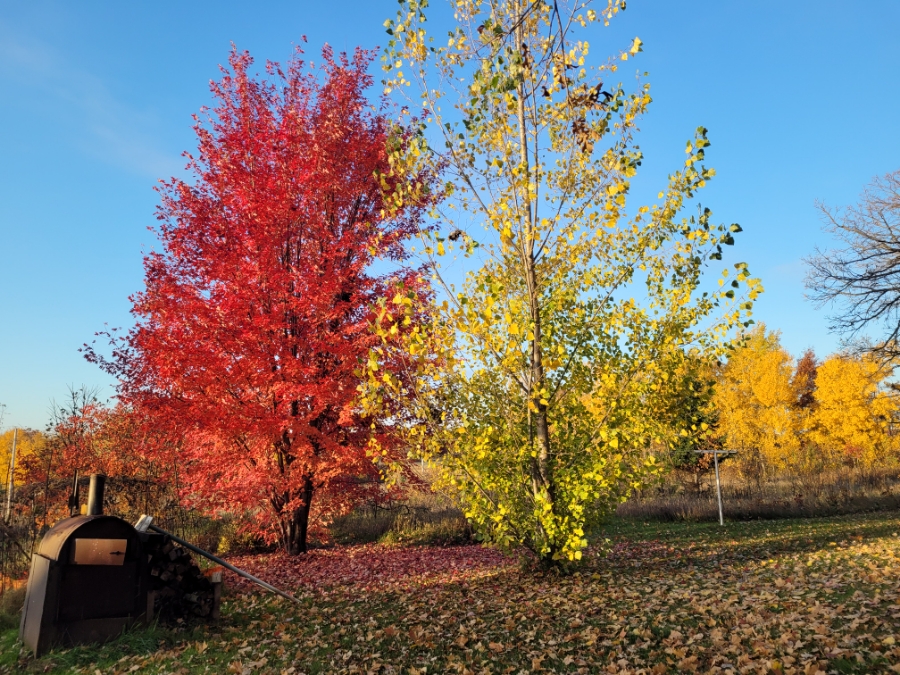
xmin=58 ymin=564 xmax=139 ymax=621
xmin=86 ymin=474 xmax=106 ymax=516
xmin=20 ymin=554 xmax=53 ymax=656
xmin=36 ymin=516 xmax=136 ymax=562
xmin=21 ymin=514 xmax=148 ymax=656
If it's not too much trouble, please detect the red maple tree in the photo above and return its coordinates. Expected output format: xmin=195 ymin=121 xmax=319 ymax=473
xmin=88 ymin=46 xmax=433 ymax=554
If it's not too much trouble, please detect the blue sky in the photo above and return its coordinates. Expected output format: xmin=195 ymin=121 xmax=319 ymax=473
xmin=1 ymin=1 xmax=898 ymax=430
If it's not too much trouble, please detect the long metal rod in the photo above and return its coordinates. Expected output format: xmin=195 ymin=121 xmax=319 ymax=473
xmin=4 ymin=428 xmax=17 ymax=521
xmin=713 ymin=449 xmax=724 ymax=526
xmin=144 ymin=521 xmax=300 ymax=604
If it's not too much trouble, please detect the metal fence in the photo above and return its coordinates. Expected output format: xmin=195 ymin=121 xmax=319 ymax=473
xmin=1 ymin=476 xmax=225 ymax=593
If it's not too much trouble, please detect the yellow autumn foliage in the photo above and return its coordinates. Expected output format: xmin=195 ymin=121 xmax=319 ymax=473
xmin=713 ymin=325 xmax=798 ymax=473
xmin=714 ymin=325 xmax=899 ymax=477
xmin=371 ymin=0 xmax=760 ymax=564
xmin=0 ymin=428 xmax=45 ymax=489
xmin=809 ymin=355 xmax=898 ymax=469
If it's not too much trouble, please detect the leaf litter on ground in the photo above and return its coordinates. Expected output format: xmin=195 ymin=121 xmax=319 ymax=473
xmin=2 ymin=510 xmax=899 ymax=674
xmin=224 ymin=544 xmax=513 ymax=596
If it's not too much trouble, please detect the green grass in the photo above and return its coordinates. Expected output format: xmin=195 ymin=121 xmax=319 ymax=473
xmin=3 ymin=510 xmax=900 ymax=674
xmin=602 ymin=509 xmax=900 ymax=556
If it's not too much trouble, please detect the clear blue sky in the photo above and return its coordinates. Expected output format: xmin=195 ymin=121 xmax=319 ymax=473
xmin=1 ymin=1 xmax=898 ymax=430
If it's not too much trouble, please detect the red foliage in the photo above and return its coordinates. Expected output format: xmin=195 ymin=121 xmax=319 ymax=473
xmin=16 ymin=390 xmax=138 ymax=487
xmin=17 ymin=397 xmax=169 ymax=527
xmin=41 ymin=403 xmax=143 ymax=479
xmin=791 ymin=348 xmax=819 ymax=410
xmin=87 ymin=46 xmax=433 ymax=554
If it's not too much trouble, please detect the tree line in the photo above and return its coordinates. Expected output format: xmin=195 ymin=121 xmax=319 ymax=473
xmin=667 ymin=325 xmax=900 ymax=495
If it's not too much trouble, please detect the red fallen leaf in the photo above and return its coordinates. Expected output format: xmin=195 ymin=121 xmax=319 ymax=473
xmin=223 ymin=543 xmax=513 ymax=595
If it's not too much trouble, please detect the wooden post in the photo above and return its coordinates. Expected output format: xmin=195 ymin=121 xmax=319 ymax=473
xmin=210 ymin=571 xmax=223 ymax=621
xmin=146 ymin=590 xmax=157 ymax=622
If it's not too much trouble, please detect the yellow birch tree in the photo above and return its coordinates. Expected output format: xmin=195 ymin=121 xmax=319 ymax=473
xmin=367 ymin=0 xmax=761 ymax=565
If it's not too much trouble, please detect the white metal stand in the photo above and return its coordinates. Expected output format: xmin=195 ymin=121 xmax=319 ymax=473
xmin=693 ymin=448 xmax=736 ymax=526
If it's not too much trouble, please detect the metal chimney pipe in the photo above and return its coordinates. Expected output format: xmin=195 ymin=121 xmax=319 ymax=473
xmin=86 ymin=474 xmax=106 ymax=516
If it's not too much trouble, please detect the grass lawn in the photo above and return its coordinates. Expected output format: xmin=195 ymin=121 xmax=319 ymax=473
xmin=2 ymin=510 xmax=899 ymax=674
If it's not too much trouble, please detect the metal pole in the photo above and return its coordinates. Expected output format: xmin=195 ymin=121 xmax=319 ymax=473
xmin=135 ymin=515 xmax=299 ymax=604
xmin=68 ymin=469 xmax=80 ymax=516
xmin=4 ymin=428 xmax=17 ymax=521
xmin=713 ymin=448 xmax=724 ymax=526
xmin=86 ymin=474 xmax=106 ymax=515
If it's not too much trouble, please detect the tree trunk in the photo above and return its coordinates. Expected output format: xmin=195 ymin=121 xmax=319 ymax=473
xmin=513 ymin=1 xmax=554 ymax=515
xmin=285 ymin=476 xmax=314 ymax=555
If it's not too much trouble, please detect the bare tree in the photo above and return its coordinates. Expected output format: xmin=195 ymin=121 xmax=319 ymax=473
xmin=806 ymin=170 xmax=900 ymax=360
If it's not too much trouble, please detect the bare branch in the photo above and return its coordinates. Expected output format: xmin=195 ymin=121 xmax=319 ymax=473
xmin=806 ymin=170 xmax=900 ymax=362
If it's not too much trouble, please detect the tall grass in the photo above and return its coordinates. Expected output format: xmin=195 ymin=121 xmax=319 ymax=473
xmin=619 ymin=465 xmax=900 ymax=522
xmin=329 ymin=487 xmax=472 ymax=547
xmin=0 ymin=583 xmax=25 ymax=631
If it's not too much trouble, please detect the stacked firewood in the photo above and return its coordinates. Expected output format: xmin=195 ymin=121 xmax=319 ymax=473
xmin=144 ymin=535 xmax=222 ymax=621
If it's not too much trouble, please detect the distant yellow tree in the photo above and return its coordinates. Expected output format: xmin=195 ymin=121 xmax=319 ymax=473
xmin=0 ymin=428 xmax=45 ymax=489
xmin=787 ymin=348 xmax=830 ymax=478
xmin=809 ymin=355 xmax=897 ymax=469
xmin=713 ymin=325 xmax=797 ymax=481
